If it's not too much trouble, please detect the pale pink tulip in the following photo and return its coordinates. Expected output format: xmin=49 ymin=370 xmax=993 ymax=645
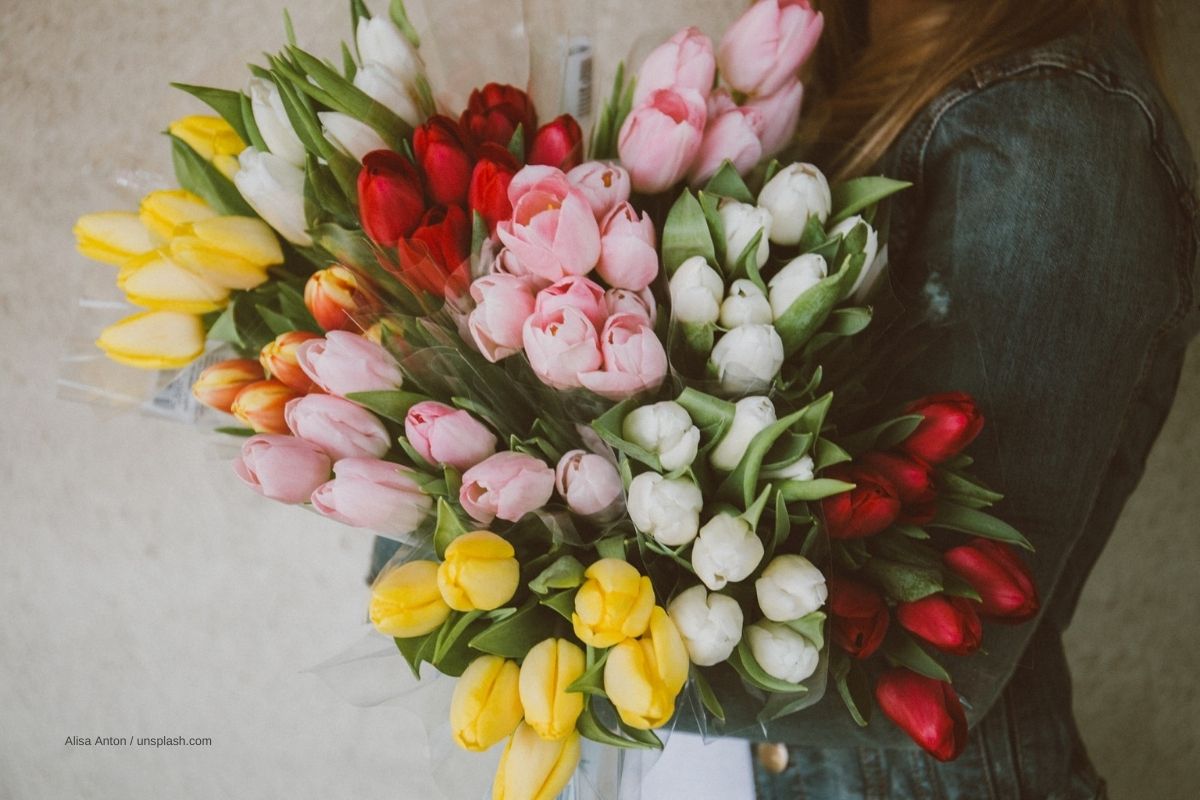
xmin=605 ymin=287 xmax=657 ymax=327
xmin=617 ymin=88 xmax=706 ymax=194
xmin=555 ymin=449 xmax=624 ymax=519
xmin=718 ymin=0 xmax=824 ymax=97
xmin=745 ymin=79 xmax=805 ymax=157
xmin=232 ymin=434 xmax=332 ymax=504
xmin=404 ymin=401 xmax=498 ymax=471
xmin=468 ymin=273 xmax=536 ymax=361
xmin=689 ymin=105 xmax=765 ymax=185
xmin=311 ymin=458 xmax=432 ymax=536
xmin=534 ymin=276 xmax=608 ymax=332
xmin=285 ymin=394 xmax=391 ymax=461
xmin=496 ymin=167 xmax=601 ymax=282
xmin=566 ymin=161 xmax=631 ymax=221
xmin=522 ymin=307 xmax=603 ymax=390
xmin=596 ymin=203 xmax=658 ymax=291
xmin=633 ymin=27 xmax=717 ymax=106
xmin=579 ymin=313 xmax=668 ymax=400
xmin=295 ymin=331 xmax=403 ymax=397
xmin=460 ymin=451 xmax=556 ymax=523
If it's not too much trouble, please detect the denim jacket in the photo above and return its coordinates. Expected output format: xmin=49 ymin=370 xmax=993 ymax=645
xmin=754 ymin=24 xmax=1199 ymax=800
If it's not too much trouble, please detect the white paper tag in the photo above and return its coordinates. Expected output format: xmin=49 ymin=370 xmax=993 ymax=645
xmin=562 ymin=36 xmax=594 ymax=122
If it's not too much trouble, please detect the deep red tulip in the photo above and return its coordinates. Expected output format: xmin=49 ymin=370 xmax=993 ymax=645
xmin=943 ymin=539 xmax=1039 ymax=623
xmin=820 ymin=464 xmax=902 ymax=539
xmin=827 ymin=576 xmax=890 ymax=659
xmin=396 ymin=205 xmax=471 ymax=297
xmin=896 ymin=594 xmax=983 ymax=656
xmin=875 ymin=668 xmax=968 ymax=762
xmin=468 ymin=143 xmax=519 ymax=232
xmin=528 ymin=114 xmax=584 ymax=171
xmin=460 ymin=83 xmax=538 ymax=149
xmin=860 ymin=451 xmax=937 ymax=524
xmin=899 ymin=392 xmax=984 ymax=465
xmin=357 ymin=151 xmax=426 ymax=247
xmin=413 ymin=115 xmax=473 ymax=206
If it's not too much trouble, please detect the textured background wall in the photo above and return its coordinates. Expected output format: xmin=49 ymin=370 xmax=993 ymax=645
xmin=0 ymin=1 xmax=1196 ymax=799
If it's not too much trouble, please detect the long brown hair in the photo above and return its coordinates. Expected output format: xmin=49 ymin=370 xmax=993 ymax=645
xmin=800 ymin=0 xmax=1163 ymax=179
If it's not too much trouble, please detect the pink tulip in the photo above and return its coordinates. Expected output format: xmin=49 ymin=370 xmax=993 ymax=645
xmin=295 ymin=331 xmax=403 ymax=397
xmin=232 ymin=434 xmax=332 ymax=504
xmin=718 ymin=0 xmax=824 ymax=98
xmin=555 ymin=449 xmax=624 ymax=518
xmin=596 ymin=203 xmax=658 ymax=291
xmin=605 ymin=287 xmax=657 ymax=326
xmin=689 ymin=104 xmax=765 ymax=185
xmin=632 ymin=27 xmax=717 ymax=106
xmin=745 ymin=78 xmax=804 ymax=157
xmin=617 ymin=88 xmax=707 ymax=194
xmin=522 ymin=306 xmax=603 ymax=390
xmin=566 ymin=161 xmax=631 ymax=221
xmin=311 ymin=458 xmax=432 ymax=536
xmin=404 ymin=401 xmax=498 ymax=471
xmin=285 ymin=394 xmax=391 ymax=461
xmin=534 ymin=276 xmax=608 ymax=332
xmin=496 ymin=166 xmax=601 ymax=283
xmin=468 ymin=273 xmax=536 ymax=362
xmin=460 ymin=451 xmax=556 ymax=523
xmin=579 ymin=313 xmax=668 ymax=400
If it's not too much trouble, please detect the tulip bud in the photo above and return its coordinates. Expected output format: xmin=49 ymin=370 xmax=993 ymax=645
xmin=627 ymin=472 xmax=704 ymax=547
xmin=555 ymin=450 xmax=623 ymax=519
xmin=719 ymin=200 xmax=771 ymax=270
xmin=403 ymin=205 xmax=472 ymax=297
xmin=192 ymin=358 xmax=265 ymax=413
xmin=578 ymin=314 xmax=668 ymax=401
xmin=667 ymin=584 xmax=744 ymax=666
xmin=353 ymin=64 xmax=421 ymax=126
xmin=534 ymin=275 xmax=608 ymax=333
xmin=746 ymin=621 xmax=820 ymax=684
xmin=437 ymin=531 xmax=520 ymax=612
xmin=604 ymin=607 xmax=690 ymax=729
xmin=469 ymin=144 xmax=520 ymax=233
xmin=459 ymin=452 xmax=556 ymax=524
xmin=414 ymin=115 xmax=473 ymax=206
xmin=745 ymin=79 xmax=805 ymax=158
xmin=232 ymin=434 xmax=332 ymax=504
xmin=138 ymin=189 xmax=217 ymax=241
xmin=943 ymin=539 xmax=1039 ymax=623
xmin=169 ymin=216 xmax=282 ymax=291
xmin=820 ymin=464 xmax=902 ymax=539
xmin=829 ymin=215 xmax=880 ymax=296
xmin=605 ymin=287 xmax=657 ymax=326
xmin=295 ymin=331 xmax=404 ymax=397
xmin=896 ymin=594 xmax=983 ymax=656
xmin=571 ymin=559 xmax=655 ymax=648
xmin=769 ymin=254 xmax=828 ymax=319
xmin=73 ymin=211 xmax=156 ymax=268
xmin=230 ymin=379 xmax=300 ymax=434
xmin=692 ymin=513 xmax=765 ymax=591
xmin=899 ymin=393 xmax=985 ymax=465
xmin=710 ymin=324 xmax=785 ymax=394
xmin=755 ymin=554 xmax=828 ymax=622
xmin=284 ymin=394 xmax=390 ymax=461
xmin=756 ymin=163 xmax=831 ymax=245
xmin=669 ymin=256 xmax=724 ymax=325
xmin=518 ymin=638 xmax=585 ymax=741
xmin=720 ymin=279 xmax=773 ymax=329
xmin=450 ymin=656 xmax=524 ymax=751
xmin=718 ymin=0 xmax=824 ymax=97
xmin=492 ymin=724 xmax=581 ymax=800
xmin=622 ymin=401 xmax=700 ymax=472
xmin=828 ymin=576 xmax=890 ymax=659
xmin=355 ymin=15 xmax=424 ymax=89
xmin=95 ymin=310 xmax=206 ymax=370
xmin=259 ymin=331 xmax=323 ymax=394
xmin=498 ymin=167 xmax=602 ymax=284
xmin=468 ymin=273 xmax=536 ymax=362
xmin=406 ymin=401 xmax=498 ymax=472
xmin=168 ymin=115 xmax=245 ymax=179
xmin=522 ymin=306 xmax=603 ymax=390
xmin=761 ymin=454 xmax=815 ymax=481
xmin=596 ymin=202 xmax=658 ymax=292
xmin=529 ymin=114 xmax=584 ymax=172
xmin=460 ymin=83 xmax=538 ymax=150
xmin=357 ymin=150 xmax=427 ymax=248
xmin=233 ymin=148 xmax=312 ymax=246
xmin=318 ymin=111 xmax=388 ymax=163
xmin=369 ymin=560 xmax=451 ymax=638
xmin=859 ymin=451 xmax=937 ymax=524
xmin=116 ymin=252 xmax=229 ymax=314
xmin=710 ymin=396 xmax=777 ymax=471
xmin=567 ymin=161 xmax=631 ymax=221
xmin=633 ymin=26 xmax=716 ymax=106
xmin=304 ymin=265 xmax=378 ymax=333
xmin=618 ymin=88 xmax=707 ymax=194
xmin=689 ymin=104 xmax=764 ymax=186
xmin=246 ymin=78 xmax=307 ymax=167
xmin=311 ymin=458 xmax=432 ymax=536
xmin=875 ymin=668 xmax=967 ymax=762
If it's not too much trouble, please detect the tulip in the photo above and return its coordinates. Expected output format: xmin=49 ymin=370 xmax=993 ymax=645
xmin=295 ymin=331 xmax=404 ymax=397
xmin=95 ymin=310 xmax=205 ymax=370
xmin=829 ymin=215 xmax=880 ymax=295
xmin=769 ymin=253 xmax=828 ymax=319
xmin=403 ymin=204 xmax=471 ymax=296
xmin=875 ymin=668 xmax=967 ymax=762
xmin=756 ymin=162 xmax=831 ymax=245
xmin=943 ymin=539 xmax=1039 ymax=623
xmin=492 ymin=724 xmax=580 ymax=800
xmin=596 ymin=202 xmax=658 ymax=291
xmin=627 ymin=472 xmax=704 ymax=547
xmin=689 ymin=105 xmax=764 ymax=186
xmin=604 ymin=607 xmax=689 ymax=729
xmin=518 ymin=638 xmax=585 ymax=741
xmin=318 ymin=111 xmax=389 ymax=163
xmin=230 ymin=379 xmax=300 ymax=434
xmin=529 ymin=115 xmax=584 ymax=172
xmin=667 ymin=584 xmax=744 ymax=666
xmin=497 ymin=167 xmax=601 ymax=283
xmin=356 ymin=14 xmax=424 ymax=91
xmin=414 ymin=115 xmax=473 ymax=206
xmin=168 ymin=115 xmax=245 ymax=178
xmin=139 ymin=189 xmax=217 ymax=241
xmin=605 ymin=287 xmax=657 ymax=327
xmin=246 ymin=77 xmax=307 ymax=166
xmin=632 ymin=26 xmax=716 ymax=106
xmin=720 ymin=279 xmax=773 ymax=329
xmin=259 ymin=331 xmax=323 ymax=393
xmin=460 ymin=83 xmax=538 ymax=150
xmin=192 ymin=358 xmax=265 ymax=413
xmin=761 ymin=454 xmax=815 ymax=481
xmin=618 ymin=88 xmax=706 ymax=194
xmin=718 ymin=0 xmax=824 ymax=98
xmin=719 ymin=200 xmax=772 ymax=270
xmin=233 ymin=148 xmax=311 ymax=246
xmin=116 ymin=253 xmax=229 ymax=314
xmin=820 ymin=464 xmax=902 ymax=539
xmin=899 ymin=393 xmax=985 ymax=465
xmin=469 ymin=144 xmax=520 ymax=232
xmin=745 ymin=79 xmax=805 ymax=158
xmin=860 ymin=451 xmax=937 ymax=524
xmin=311 ymin=458 xmax=431 ymax=536
xmin=437 ymin=531 xmax=520 ymax=612
xmin=555 ymin=450 xmax=623 ymax=519
xmin=827 ymin=576 xmax=889 ymax=659
xmin=533 ymin=276 xmax=608 ymax=333
xmin=566 ymin=161 xmax=631 ymax=221
xmin=571 ymin=559 xmax=655 ymax=648
xmin=755 ymin=554 xmax=828 ymax=622
xmin=622 ymin=401 xmax=700 ymax=472
xmin=460 ymin=451 xmax=556 ymax=524
xmin=896 ymin=594 xmax=983 ymax=656
xmin=578 ymin=313 xmax=668 ymax=401
xmin=522 ymin=307 xmax=603 ymax=390
xmin=369 ymin=560 xmax=451 ymax=638
xmin=305 ymin=265 xmax=378 ymax=332
xmin=450 ymin=656 xmax=523 ymax=752
xmin=353 ymin=64 xmax=421 ymax=126
xmin=669 ymin=256 xmax=724 ymax=325
xmin=73 ymin=212 xmax=156 ymax=267
xmin=169 ymin=216 xmax=283 ymax=291
xmin=405 ymin=401 xmax=498 ymax=471
xmin=692 ymin=513 xmax=765 ymax=591
xmin=232 ymin=434 xmax=332 ymax=504
xmin=746 ymin=620 xmax=820 ymax=684
xmin=710 ymin=324 xmax=785 ymax=394
xmin=285 ymin=394 xmax=391 ymax=460
xmin=468 ymin=273 xmax=536 ymax=362
xmin=357 ymin=150 xmax=426 ymax=248
xmin=710 ymin=396 xmax=777 ymax=471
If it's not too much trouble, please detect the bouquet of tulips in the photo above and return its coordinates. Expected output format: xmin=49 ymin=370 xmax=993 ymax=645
xmin=71 ymin=0 xmax=1042 ymax=796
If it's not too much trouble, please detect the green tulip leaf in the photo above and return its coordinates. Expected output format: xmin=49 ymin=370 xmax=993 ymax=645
xmin=529 ymin=556 xmax=586 ymax=595
xmin=931 ymin=502 xmax=1034 ymax=551
xmin=881 ymin=628 xmax=951 ymax=684
xmin=829 ymin=176 xmax=912 ymax=225
xmin=704 ymin=160 xmax=755 ymax=204
xmin=539 ymin=588 xmax=578 ymax=622
xmin=784 ymin=611 xmax=826 ymax=651
xmin=861 ymin=557 xmax=943 ymax=603
xmin=691 ymin=667 xmax=726 ymax=723
xmin=432 ymin=498 xmax=470 ymax=558
xmin=721 ymin=409 xmax=807 ymax=507
xmin=170 ymin=83 xmax=251 ymax=143
xmin=830 ymin=650 xmax=873 ymax=727
xmin=565 ymin=648 xmax=609 ymax=697
xmin=662 ymin=190 xmax=717 ymax=276
xmin=468 ymin=602 xmax=559 ymax=659
xmin=778 ymin=478 xmax=856 ymax=502
xmin=346 ymin=390 xmax=431 ymax=423
xmin=168 ymin=134 xmax=255 ymax=217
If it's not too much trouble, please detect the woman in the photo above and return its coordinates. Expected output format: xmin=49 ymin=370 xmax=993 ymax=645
xmin=754 ymin=0 xmax=1198 ymax=797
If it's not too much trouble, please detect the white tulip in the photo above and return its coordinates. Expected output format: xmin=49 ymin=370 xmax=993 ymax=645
xmin=761 ymin=454 xmax=815 ymax=481
xmin=710 ymin=396 xmax=776 ymax=471
xmin=755 ymin=555 xmax=828 ymax=622
xmin=756 ymin=163 xmax=831 ymax=245
xmin=769 ymin=253 xmax=828 ymax=320
xmin=627 ymin=472 xmax=704 ymax=547
xmin=356 ymin=16 xmax=424 ymax=86
xmin=319 ymin=111 xmax=389 ymax=163
xmin=622 ymin=401 xmax=700 ymax=471
xmin=233 ymin=148 xmax=312 ymax=246
xmin=247 ymin=77 xmax=308 ymax=167
xmin=691 ymin=514 xmax=765 ymax=591
xmin=746 ymin=621 xmax=820 ymax=684
xmin=719 ymin=200 xmax=772 ymax=270
xmin=709 ymin=325 xmax=784 ymax=395
xmin=353 ymin=64 xmax=421 ymax=127
xmin=668 ymin=585 xmax=744 ymax=666
xmin=720 ymin=279 xmax=773 ymax=329
xmin=829 ymin=215 xmax=880 ymax=296
xmin=669 ymin=256 xmax=724 ymax=325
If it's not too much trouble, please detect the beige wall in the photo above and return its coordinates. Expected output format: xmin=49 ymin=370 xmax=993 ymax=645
xmin=0 ymin=1 xmax=1196 ymax=798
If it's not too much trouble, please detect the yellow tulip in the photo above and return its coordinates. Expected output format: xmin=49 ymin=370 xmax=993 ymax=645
xmin=492 ymin=723 xmax=581 ymax=800
xmin=369 ymin=560 xmax=452 ymax=638
xmin=437 ymin=531 xmax=520 ymax=612
xmin=450 ymin=656 xmax=524 ymax=752
xmin=169 ymin=115 xmax=247 ymax=180
xmin=117 ymin=252 xmax=230 ymax=314
xmin=95 ymin=310 xmax=206 ymax=370
xmin=518 ymin=638 xmax=585 ymax=741
xmin=73 ymin=212 xmax=155 ymax=267
xmin=602 ymin=607 xmax=689 ymax=730
xmin=139 ymin=189 xmax=217 ymax=241
xmin=571 ymin=559 xmax=655 ymax=648
xmin=170 ymin=216 xmax=283 ymax=291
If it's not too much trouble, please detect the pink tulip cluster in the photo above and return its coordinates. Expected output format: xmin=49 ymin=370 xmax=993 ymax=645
xmin=618 ymin=1 xmax=823 ymax=193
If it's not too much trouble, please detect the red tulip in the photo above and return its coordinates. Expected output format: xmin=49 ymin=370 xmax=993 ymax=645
xmin=413 ymin=115 xmax=473 ymax=206
xmin=899 ymin=392 xmax=984 ymax=465
xmin=875 ymin=668 xmax=967 ymax=762
xmin=827 ymin=576 xmax=889 ymax=659
xmin=460 ymin=83 xmax=538 ymax=149
xmin=943 ymin=539 xmax=1039 ymax=623
xmin=396 ymin=205 xmax=471 ymax=297
xmin=528 ymin=114 xmax=584 ymax=171
xmin=358 ymin=151 xmax=426 ymax=247
xmin=820 ymin=464 xmax=902 ymax=539
xmin=895 ymin=594 xmax=982 ymax=656
xmin=860 ymin=451 xmax=937 ymax=524
xmin=468 ymin=143 xmax=519 ymax=232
